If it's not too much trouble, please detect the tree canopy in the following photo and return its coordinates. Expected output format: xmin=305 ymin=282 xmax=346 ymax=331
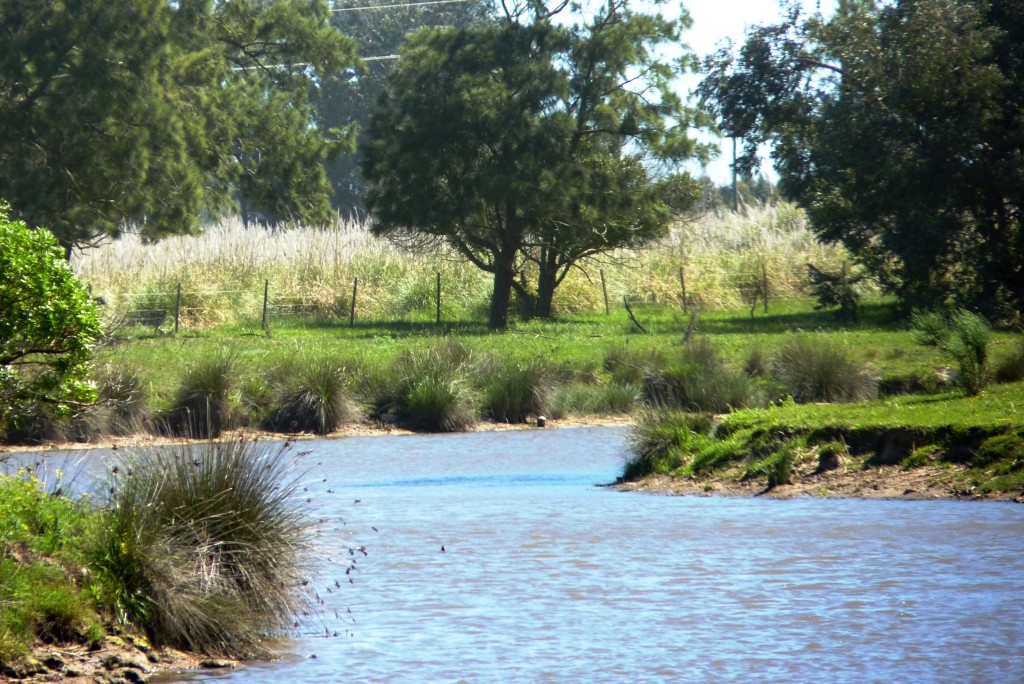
xmin=316 ymin=0 xmax=492 ymax=211
xmin=0 ymin=0 xmax=359 ymax=255
xmin=699 ymin=0 xmax=1024 ymax=318
xmin=0 ymin=203 xmax=100 ymax=441
xmin=363 ymin=0 xmax=711 ymax=329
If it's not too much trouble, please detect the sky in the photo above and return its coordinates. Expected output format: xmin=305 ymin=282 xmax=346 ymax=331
xmin=670 ymin=0 xmax=836 ymax=184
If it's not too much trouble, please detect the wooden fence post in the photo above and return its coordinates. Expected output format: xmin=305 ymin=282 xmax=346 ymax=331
xmin=350 ymin=277 xmax=358 ymax=327
xmin=261 ymin=279 xmax=270 ymax=334
xmin=174 ymin=283 xmax=181 ymax=335
xmin=762 ymin=263 xmax=769 ymax=313
xmin=600 ymin=269 xmax=610 ymax=315
xmin=679 ymin=266 xmax=687 ymax=312
xmin=436 ymin=271 xmax=442 ymax=324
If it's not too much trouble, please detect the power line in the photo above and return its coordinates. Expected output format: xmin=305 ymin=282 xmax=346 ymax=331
xmin=331 ymin=0 xmax=471 ymax=12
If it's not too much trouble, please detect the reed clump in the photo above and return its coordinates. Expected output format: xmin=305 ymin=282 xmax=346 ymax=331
xmin=264 ymin=360 xmax=356 ymax=435
xmin=643 ymin=338 xmax=758 ymax=413
xmin=90 ymin=438 xmax=315 ymax=658
xmin=772 ymin=335 xmax=877 ymax=403
xmin=163 ymin=354 xmax=236 ymax=438
xmin=386 ymin=343 xmax=478 ymax=432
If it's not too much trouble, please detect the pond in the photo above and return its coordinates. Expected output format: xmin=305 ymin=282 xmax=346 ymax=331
xmin=19 ymin=426 xmax=1024 ymax=682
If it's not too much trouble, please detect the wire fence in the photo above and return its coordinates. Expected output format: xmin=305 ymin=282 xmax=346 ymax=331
xmin=90 ymin=258 xmax=831 ymax=335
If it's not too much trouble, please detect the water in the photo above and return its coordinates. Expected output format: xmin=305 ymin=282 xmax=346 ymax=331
xmin=15 ymin=427 xmax=1024 ymax=682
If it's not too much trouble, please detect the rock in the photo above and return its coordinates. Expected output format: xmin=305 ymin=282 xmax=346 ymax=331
xmin=41 ymin=654 xmax=65 ymax=672
xmin=200 ymin=659 xmax=234 ymax=669
xmin=536 ymin=415 xmax=547 ymax=428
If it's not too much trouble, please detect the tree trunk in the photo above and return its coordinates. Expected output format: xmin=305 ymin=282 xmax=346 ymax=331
xmin=488 ymin=249 xmax=517 ymax=330
xmin=534 ymin=247 xmax=559 ymax=318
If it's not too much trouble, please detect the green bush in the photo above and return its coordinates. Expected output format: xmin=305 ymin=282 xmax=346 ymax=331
xmin=772 ymin=335 xmax=876 ymax=403
xmin=164 ymin=354 xmax=236 ymax=438
xmin=265 ymin=361 xmax=356 ymax=435
xmin=0 ymin=203 xmax=101 ymax=441
xmin=483 ymin=360 xmax=554 ymax=423
xmin=623 ymin=409 xmax=714 ymax=481
xmin=90 ymin=438 xmax=314 ymax=658
xmin=913 ymin=309 xmax=991 ymax=395
xmin=644 ymin=338 xmax=757 ymax=413
xmin=388 ymin=343 xmax=478 ymax=431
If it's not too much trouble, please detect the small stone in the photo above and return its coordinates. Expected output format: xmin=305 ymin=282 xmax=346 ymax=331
xmin=536 ymin=415 xmax=547 ymax=428
xmin=42 ymin=654 xmax=66 ymax=671
xmin=200 ymin=659 xmax=234 ymax=669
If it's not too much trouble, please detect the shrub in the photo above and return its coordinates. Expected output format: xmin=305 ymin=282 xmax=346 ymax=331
xmin=643 ymin=338 xmax=757 ymax=413
xmin=746 ymin=446 xmax=794 ymax=489
xmin=772 ymin=335 xmax=876 ymax=403
xmin=0 ymin=204 xmax=101 ymax=441
xmin=90 ymin=438 xmax=314 ymax=658
xmin=265 ymin=361 xmax=356 ymax=435
xmin=483 ymin=360 xmax=554 ymax=423
xmin=913 ymin=309 xmax=991 ymax=395
xmin=389 ymin=343 xmax=478 ymax=431
xmin=994 ymin=335 xmax=1024 ymax=384
xmin=623 ymin=409 xmax=713 ymax=481
xmin=164 ymin=354 xmax=236 ymax=438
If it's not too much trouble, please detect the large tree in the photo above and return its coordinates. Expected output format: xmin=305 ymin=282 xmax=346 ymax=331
xmin=362 ymin=0 xmax=710 ymax=329
xmin=0 ymin=0 xmax=359 ymax=255
xmin=699 ymin=0 xmax=1024 ymax=317
xmin=315 ymin=0 xmax=492 ymax=211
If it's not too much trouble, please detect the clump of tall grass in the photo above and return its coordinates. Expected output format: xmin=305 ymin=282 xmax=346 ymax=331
xmin=264 ymin=360 xmax=356 ymax=435
xmin=994 ymin=335 xmax=1024 ymax=384
xmin=164 ymin=354 xmax=236 ymax=438
xmin=623 ymin=410 xmax=714 ymax=481
xmin=772 ymin=335 xmax=877 ymax=403
xmin=90 ymin=438 xmax=314 ymax=658
xmin=745 ymin=445 xmax=795 ymax=489
xmin=72 ymin=203 xmax=852 ymax=326
xmin=603 ymin=344 xmax=667 ymax=387
xmin=482 ymin=360 xmax=556 ymax=423
xmin=913 ymin=309 xmax=991 ymax=395
xmin=385 ymin=343 xmax=478 ymax=432
xmin=643 ymin=338 xmax=758 ymax=413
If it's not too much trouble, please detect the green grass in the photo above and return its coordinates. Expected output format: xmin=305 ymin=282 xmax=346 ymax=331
xmin=0 ymin=438 xmax=320 ymax=664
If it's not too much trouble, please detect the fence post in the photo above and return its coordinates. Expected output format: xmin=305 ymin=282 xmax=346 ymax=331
xmin=174 ymin=283 xmax=181 ymax=335
xmin=600 ymin=269 xmax=610 ymax=315
xmin=679 ymin=266 xmax=687 ymax=312
xmin=762 ymin=263 xmax=769 ymax=313
xmin=261 ymin=279 xmax=270 ymax=335
xmin=350 ymin=277 xmax=358 ymax=327
xmin=434 ymin=271 xmax=441 ymax=324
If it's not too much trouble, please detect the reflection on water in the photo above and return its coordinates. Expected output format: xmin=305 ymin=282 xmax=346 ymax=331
xmin=15 ymin=427 xmax=1024 ymax=682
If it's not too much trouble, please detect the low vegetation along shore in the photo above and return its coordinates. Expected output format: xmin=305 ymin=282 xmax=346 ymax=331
xmin=4 ymin=206 xmax=1024 ymax=680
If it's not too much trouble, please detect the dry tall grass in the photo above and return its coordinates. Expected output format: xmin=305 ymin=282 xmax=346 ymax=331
xmin=73 ymin=204 xmax=852 ymax=326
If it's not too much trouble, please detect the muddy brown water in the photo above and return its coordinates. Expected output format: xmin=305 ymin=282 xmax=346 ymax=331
xmin=18 ymin=426 xmax=1024 ymax=682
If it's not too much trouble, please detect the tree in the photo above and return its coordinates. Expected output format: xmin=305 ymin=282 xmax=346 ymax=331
xmin=0 ymin=0 xmax=359 ymax=256
xmin=363 ymin=0 xmax=711 ymax=329
xmin=699 ymin=0 xmax=1024 ymax=318
xmin=0 ymin=203 xmax=101 ymax=439
xmin=315 ymin=0 xmax=492 ymax=211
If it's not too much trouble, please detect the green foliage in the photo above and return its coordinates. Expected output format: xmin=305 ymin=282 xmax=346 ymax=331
xmin=265 ymin=360 xmax=355 ymax=435
xmin=164 ymin=354 xmax=236 ymax=438
xmin=772 ymin=335 xmax=877 ymax=403
xmin=1 ymin=472 xmax=100 ymax=660
xmin=483 ymin=361 xmax=555 ymax=424
xmin=0 ymin=206 xmax=100 ymax=441
xmin=91 ymin=438 xmax=314 ymax=658
xmin=644 ymin=338 xmax=758 ymax=413
xmin=994 ymin=334 xmax=1024 ymax=384
xmin=0 ymin=0 xmax=359 ymax=252
xmin=624 ymin=410 xmax=713 ymax=481
xmin=700 ymin=0 xmax=1024 ymax=317
xmin=364 ymin=0 xmax=711 ymax=328
xmin=389 ymin=343 xmax=478 ymax=432
xmin=745 ymin=446 xmax=794 ymax=489
xmin=913 ymin=309 xmax=992 ymax=395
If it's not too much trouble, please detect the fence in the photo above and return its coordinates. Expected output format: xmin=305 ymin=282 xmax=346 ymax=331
xmin=93 ymin=260 xmax=832 ymax=334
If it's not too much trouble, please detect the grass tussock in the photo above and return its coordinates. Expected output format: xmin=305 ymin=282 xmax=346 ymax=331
xmin=91 ymin=438 xmax=314 ymax=658
xmin=913 ymin=309 xmax=992 ymax=395
xmin=623 ymin=409 xmax=715 ymax=481
xmin=164 ymin=354 xmax=236 ymax=438
xmin=643 ymin=338 xmax=758 ymax=413
xmin=265 ymin=360 xmax=356 ymax=435
xmin=772 ymin=335 xmax=876 ymax=403
xmin=387 ymin=343 xmax=478 ymax=432
xmin=483 ymin=360 xmax=555 ymax=423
